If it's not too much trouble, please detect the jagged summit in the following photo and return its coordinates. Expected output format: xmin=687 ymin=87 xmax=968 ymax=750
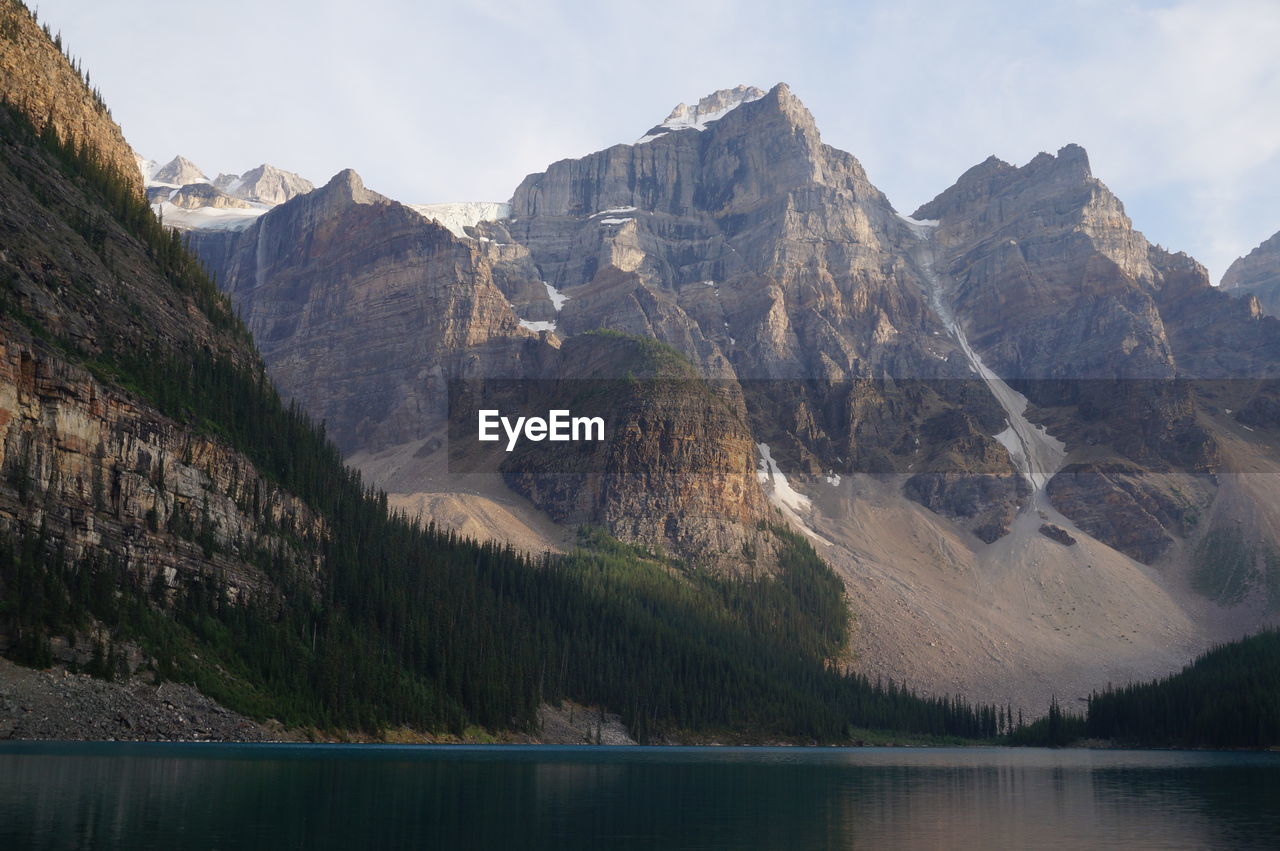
xmin=914 ymin=143 xmax=1098 ymax=223
xmin=1222 ymin=229 xmax=1280 ymax=317
xmin=214 ymin=163 xmax=314 ymax=205
xmin=142 ymin=155 xmax=316 ymax=230
xmin=151 ymin=155 xmax=208 ymax=187
xmin=319 ymin=167 xmax=380 ymax=202
xmin=637 ymin=84 xmax=769 ymax=143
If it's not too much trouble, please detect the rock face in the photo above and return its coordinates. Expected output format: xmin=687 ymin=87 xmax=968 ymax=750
xmin=1222 ymin=230 xmax=1280 ymax=318
xmin=151 ymin=155 xmax=208 ymax=187
xmin=214 ymin=163 xmax=313 ymax=205
xmin=909 ymin=145 xmax=1263 ymax=561
xmin=125 ymin=75 xmax=1280 ymax=708
xmin=497 ymin=334 xmax=772 ymax=570
xmin=152 ymin=182 xmax=254 ymax=210
xmin=191 ymin=170 xmax=535 ymax=455
xmin=0 ymin=333 xmax=322 ymax=608
xmin=191 ymin=83 xmax=1030 ymax=554
xmin=0 ymin=53 xmax=323 ymax=648
xmin=0 ymin=1 xmax=141 ymax=195
xmin=493 ymin=83 xmax=1023 ymax=536
xmin=914 ymin=145 xmax=1171 ymax=382
xmin=191 ymin=166 xmax=780 ymax=561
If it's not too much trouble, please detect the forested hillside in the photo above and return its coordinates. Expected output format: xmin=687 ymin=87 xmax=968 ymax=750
xmin=0 ymin=37 xmax=1002 ymax=741
xmin=1086 ymin=630 xmax=1280 ymax=748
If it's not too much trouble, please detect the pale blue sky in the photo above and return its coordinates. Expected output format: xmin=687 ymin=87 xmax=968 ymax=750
xmin=31 ymin=0 xmax=1280 ymax=280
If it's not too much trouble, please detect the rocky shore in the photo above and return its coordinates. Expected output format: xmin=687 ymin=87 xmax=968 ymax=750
xmin=0 ymin=657 xmax=273 ymax=742
xmin=0 ymin=658 xmax=640 ymax=745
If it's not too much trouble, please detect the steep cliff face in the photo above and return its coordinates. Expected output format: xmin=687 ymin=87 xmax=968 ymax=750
xmin=493 ymin=83 xmax=1024 ymax=539
xmin=0 ymin=61 xmax=320 ymax=645
xmin=191 ymin=170 xmax=540 ymax=455
xmin=496 ymin=334 xmax=771 ymax=570
xmin=503 ymin=82 xmax=940 ymax=383
xmin=912 ymin=147 xmax=1219 ymax=561
xmin=912 ymin=144 xmax=1280 ymax=571
xmin=1222 ymin=230 xmax=1280 ymax=318
xmin=0 ymin=0 xmax=141 ymax=196
xmin=0 ymin=332 xmax=323 ymax=605
xmin=915 ymin=145 xmax=1171 ymax=381
xmin=185 ymin=84 xmax=1030 ymax=551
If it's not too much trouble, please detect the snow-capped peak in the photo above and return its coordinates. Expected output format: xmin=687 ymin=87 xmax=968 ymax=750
xmin=136 ymin=155 xmax=159 ymax=186
xmin=636 ymin=85 xmax=767 ymax=144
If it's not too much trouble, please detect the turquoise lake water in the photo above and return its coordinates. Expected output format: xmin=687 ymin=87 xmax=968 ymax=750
xmin=1 ymin=743 xmax=1278 ymax=848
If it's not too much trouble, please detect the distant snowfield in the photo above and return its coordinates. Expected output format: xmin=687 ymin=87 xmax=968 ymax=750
xmin=408 ymin=201 xmax=512 ymax=238
xmin=518 ymin=319 xmax=557 ymax=333
xmin=154 ymin=201 xmax=267 ymax=232
xmin=894 ymin=211 xmax=940 ymax=234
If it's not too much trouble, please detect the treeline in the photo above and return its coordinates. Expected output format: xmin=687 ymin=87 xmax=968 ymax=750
xmin=1005 ymin=695 xmax=1087 ymax=747
xmin=0 ymin=515 xmax=1004 ymax=741
xmin=1086 ymin=630 xmax=1280 ymax=749
xmin=0 ymin=97 xmax=244 ymax=340
xmin=0 ymin=88 xmax=1007 ymax=742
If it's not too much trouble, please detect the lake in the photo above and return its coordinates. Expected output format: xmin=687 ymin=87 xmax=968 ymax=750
xmin=1 ymin=743 xmax=1277 ymax=848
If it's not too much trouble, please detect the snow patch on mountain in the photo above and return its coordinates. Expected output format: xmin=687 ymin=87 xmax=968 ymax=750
xmin=136 ymin=155 xmax=159 ymax=186
xmin=757 ymin=444 xmax=831 ymax=546
xmin=518 ymin=319 xmax=557 ymax=333
xmin=409 ymin=202 xmax=512 ymax=238
xmin=895 ymin=211 xmax=940 ymax=236
xmin=590 ymin=207 xmax=637 ymax=217
xmin=757 ymin=443 xmax=810 ymax=512
xmin=155 ymin=201 xmax=267 ymax=232
xmin=636 ymin=85 xmax=767 ymax=144
xmin=544 ymin=282 xmax=569 ymax=312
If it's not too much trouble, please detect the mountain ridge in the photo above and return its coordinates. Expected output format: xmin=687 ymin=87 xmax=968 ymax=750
xmin=147 ymin=78 xmax=1280 ymax=710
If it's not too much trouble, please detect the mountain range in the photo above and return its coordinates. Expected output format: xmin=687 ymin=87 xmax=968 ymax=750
xmin=4 ymin=0 xmax=1280 ymax=734
xmin=155 ymin=83 xmax=1280 ymax=711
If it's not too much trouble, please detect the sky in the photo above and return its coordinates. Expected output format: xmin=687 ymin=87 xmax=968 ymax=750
xmin=30 ymin=0 xmax=1280 ymax=281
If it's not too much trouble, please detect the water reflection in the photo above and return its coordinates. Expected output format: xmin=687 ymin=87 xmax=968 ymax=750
xmin=0 ymin=744 xmax=1277 ymax=849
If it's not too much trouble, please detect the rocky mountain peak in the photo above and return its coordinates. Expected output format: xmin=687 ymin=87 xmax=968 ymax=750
xmin=222 ymin=163 xmax=315 ymax=205
xmin=1221 ymin=228 xmax=1280 ymax=317
xmin=916 ymin=144 xmax=1093 ymax=223
xmin=152 ymin=155 xmax=208 ymax=187
xmin=1019 ymin=143 xmax=1093 ymax=187
xmin=317 ymin=168 xmax=384 ymax=205
xmin=637 ymin=83 xmax=770 ymax=142
xmin=659 ymin=84 xmax=767 ymax=128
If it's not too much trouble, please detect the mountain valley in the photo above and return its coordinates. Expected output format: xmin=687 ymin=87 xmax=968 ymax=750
xmin=5 ymin=0 xmax=1280 ymax=734
xmin=146 ymin=83 xmax=1280 ymax=711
